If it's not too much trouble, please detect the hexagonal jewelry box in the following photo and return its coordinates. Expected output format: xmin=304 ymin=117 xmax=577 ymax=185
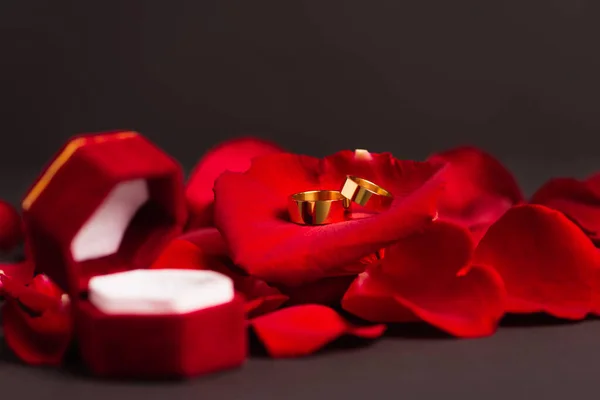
xmin=22 ymin=131 xmax=247 ymax=378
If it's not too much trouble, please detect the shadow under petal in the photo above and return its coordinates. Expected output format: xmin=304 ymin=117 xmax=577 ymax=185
xmin=248 ymin=328 xmax=269 ymax=358
xmin=500 ymin=313 xmax=585 ymax=327
xmin=383 ymin=323 xmax=453 ymax=339
xmin=319 ymin=334 xmax=382 ymax=354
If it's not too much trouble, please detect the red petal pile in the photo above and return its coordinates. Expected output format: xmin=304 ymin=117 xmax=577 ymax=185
xmin=213 ymin=151 xmax=446 ymax=286
xmin=342 ymin=221 xmax=506 ymax=337
xmin=5 ymin=135 xmax=600 ymax=366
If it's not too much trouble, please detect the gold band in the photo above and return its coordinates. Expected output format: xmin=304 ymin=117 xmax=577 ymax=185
xmin=288 ymin=190 xmax=350 ymax=225
xmin=340 ymin=176 xmax=393 ymax=212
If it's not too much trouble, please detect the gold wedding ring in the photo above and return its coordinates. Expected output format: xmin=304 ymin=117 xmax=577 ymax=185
xmin=288 ymin=190 xmax=350 ymax=225
xmin=340 ymin=176 xmax=393 ymax=212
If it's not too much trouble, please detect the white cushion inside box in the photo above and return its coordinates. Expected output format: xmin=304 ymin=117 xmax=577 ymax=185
xmin=88 ymin=269 xmax=235 ymax=315
xmin=71 ymin=179 xmax=150 ymax=262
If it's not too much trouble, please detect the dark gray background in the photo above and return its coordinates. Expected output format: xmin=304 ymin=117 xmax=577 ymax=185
xmin=1 ymin=1 xmax=600 ymax=398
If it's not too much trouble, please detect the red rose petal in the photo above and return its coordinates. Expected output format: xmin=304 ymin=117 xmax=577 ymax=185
xmin=152 ymin=228 xmax=288 ymax=317
xmin=0 ymin=274 xmax=62 ymax=314
xmin=428 ymin=147 xmax=523 ymax=241
xmin=342 ymin=270 xmax=419 ymax=323
xmin=342 ymin=221 xmax=506 ymax=337
xmin=3 ymin=300 xmax=72 ymax=365
xmin=1 ymin=274 xmax=72 ymax=366
xmin=250 ymin=304 xmax=386 ymax=358
xmin=29 ymin=274 xmax=66 ymax=299
xmin=214 ymin=151 xmax=446 ymax=286
xmin=0 ymin=200 xmax=23 ymax=252
xmin=474 ymin=204 xmax=600 ymax=319
xmin=186 ymin=137 xmax=283 ymax=229
xmin=531 ymin=177 xmax=600 ymax=244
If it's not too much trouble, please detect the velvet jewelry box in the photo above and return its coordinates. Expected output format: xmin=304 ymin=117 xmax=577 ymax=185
xmin=21 ymin=131 xmax=247 ymax=378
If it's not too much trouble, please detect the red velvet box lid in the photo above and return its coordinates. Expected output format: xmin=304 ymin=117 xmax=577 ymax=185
xmin=21 ymin=131 xmax=188 ymax=299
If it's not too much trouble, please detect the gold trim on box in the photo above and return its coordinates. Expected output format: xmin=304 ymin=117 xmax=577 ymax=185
xmin=22 ymin=132 xmax=138 ymax=211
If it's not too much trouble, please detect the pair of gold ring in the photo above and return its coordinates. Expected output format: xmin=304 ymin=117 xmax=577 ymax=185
xmin=288 ymin=176 xmax=393 ymax=225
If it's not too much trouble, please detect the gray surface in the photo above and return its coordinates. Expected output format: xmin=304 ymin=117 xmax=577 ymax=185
xmin=0 ymin=166 xmax=599 ymax=400
xmin=1 ymin=319 xmax=599 ymax=400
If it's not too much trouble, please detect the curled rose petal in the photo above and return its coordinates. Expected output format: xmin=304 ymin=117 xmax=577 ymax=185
xmin=1 ymin=274 xmax=72 ymax=365
xmin=342 ymin=221 xmax=506 ymax=338
xmin=151 ymin=228 xmax=288 ymax=317
xmin=185 ymin=137 xmax=283 ymax=229
xmin=214 ymin=151 xmax=446 ymax=286
xmin=250 ymin=304 xmax=386 ymax=358
xmin=428 ymin=147 xmax=523 ymax=242
xmin=3 ymin=302 xmax=72 ymax=366
xmin=0 ymin=200 xmax=23 ymax=252
xmin=531 ymin=176 xmax=600 ymax=244
xmin=474 ymin=204 xmax=600 ymax=319
xmin=1 ymin=274 xmax=61 ymax=313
